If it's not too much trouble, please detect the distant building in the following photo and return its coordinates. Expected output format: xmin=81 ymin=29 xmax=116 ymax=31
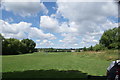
xmin=71 ymin=50 xmax=76 ymax=52
xmin=80 ymin=50 xmax=83 ymax=52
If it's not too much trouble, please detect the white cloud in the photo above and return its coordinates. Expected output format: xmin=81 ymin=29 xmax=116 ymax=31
xmin=3 ymin=0 xmax=40 ymax=2
xmin=40 ymin=2 xmax=118 ymax=35
xmin=59 ymin=33 xmax=78 ymax=45
xmin=1 ymin=20 xmax=31 ymax=39
xmin=40 ymin=15 xmax=79 ymax=33
xmin=36 ymin=40 xmax=41 ymax=42
xmin=40 ymin=15 xmax=118 ymax=47
xmin=40 ymin=16 xmax=59 ymax=32
xmin=1 ymin=20 xmax=56 ymax=40
xmin=40 ymin=2 xmax=118 ymax=48
xmin=40 ymin=16 xmax=81 ymax=47
xmin=1 ymin=1 xmax=118 ymax=48
xmin=2 ymin=2 xmax=48 ymax=17
xmin=100 ymin=20 xmax=118 ymax=30
xmin=40 ymin=39 xmax=54 ymax=46
xmin=29 ymin=27 xmax=56 ymax=40
xmin=54 ymin=2 xmax=118 ymax=47
xmin=4 ymin=0 xmax=115 ymax=2
xmin=59 ymin=22 xmax=79 ymax=33
xmin=74 ymin=44 xmax=78 ymax=46
xmin=57 ymin=2 xmax=117 ymax=23
xmin=57 ymin=0 xmax=116 ymax=2
xmin=81 ymin=35 xmax=99 ymax=43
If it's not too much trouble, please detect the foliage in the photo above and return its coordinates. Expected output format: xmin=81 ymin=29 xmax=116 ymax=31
xmin=87 ymin=27 xmax=119 ymax=51
xmin=93 ymin=44 xmax=107 ymax=51
xmin=83 ymin=47 xmax=87 ymax=51
xmin=21 ymin=39 xmax=36 ymax=53
xmin=2 ymin=38 xmax=22 ymax=55
xmin=99 ymin=27 xmax=119 ymax=49
xmin=1 ymin=34 xmax=36 ymax=55
xmin=87 ymin=46 xmax=93 ymax=51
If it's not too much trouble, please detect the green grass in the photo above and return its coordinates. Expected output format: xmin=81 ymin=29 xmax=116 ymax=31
xmin=2 ymin=50 xmax=118 ymax=78
xmin=0 ymin=50 xmax=118 ymax=78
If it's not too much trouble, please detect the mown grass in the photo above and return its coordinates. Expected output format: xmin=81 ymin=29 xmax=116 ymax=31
xmin=2 ymin=50 xmax=118 ymax=78
xmin=2 ymin=50 xmax=118 ymax=77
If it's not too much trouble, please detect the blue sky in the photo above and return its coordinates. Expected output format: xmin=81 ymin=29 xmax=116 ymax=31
xmin=1 ymin=1 xmax=119 ymax=48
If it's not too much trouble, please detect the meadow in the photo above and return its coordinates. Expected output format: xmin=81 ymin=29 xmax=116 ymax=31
xmin=2 ymin=50 xmax=119 ymax=78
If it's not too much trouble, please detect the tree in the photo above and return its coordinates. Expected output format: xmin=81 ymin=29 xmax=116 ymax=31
xmin=117 ymin=26 xmax=120 ymax=49
xmin=21 ymin=39 xmax=36 ymax=53
xmin=93 ymin=44 xmax=107 ymax=51
xmin=87 ymin=45 xmax=93 ymax=51
xmin=1 ymin=34 xmax=36 ymax=55
xmin=90 ymin=45 xmax=93 ymax=51
xmin=2 ymin=38 xmax=22 ymax=55
xmin=83 ymin=47 xmax=87 ymax=51
xmin=100 ymin=27 xmax=119 ymax=49
xmin=0 ymin=34 xmax=5 ymax=55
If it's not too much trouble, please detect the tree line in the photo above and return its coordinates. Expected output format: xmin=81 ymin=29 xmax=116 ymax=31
xmin=37 ymin=48 xmax=82 ymax=52
xmin=0 ymin=34 xmax=36 ymax=55
xmin=0 ymin=26 xmax=119 ymax=54
xmin=86 ymin=27 xmax=120 ymax=51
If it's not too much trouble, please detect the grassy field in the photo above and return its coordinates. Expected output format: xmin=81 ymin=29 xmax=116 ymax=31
xmin=2 ymin=50 xmax=119 ymax=78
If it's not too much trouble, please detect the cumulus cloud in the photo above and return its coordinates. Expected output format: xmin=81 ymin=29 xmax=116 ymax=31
xmin=40 ymin=15 xmax=118 ymax=47
xmin=57 ymin=0 xmax=117 ymax=2
xmin=40 ymin=16 xmax=59 ymax=32
xmin=0 ymin=20 xmax=56 ymax=40
xmin=40 ymin=39 xmax=54 ymax=46
xmin=36 ymin=39 xmax=54 ymax=48
xmin=40 ymin=2 xmax=118 ymax=34
xmin=29 ymin=27 xmax=56 ymax=40
xmin=1 ymin=1 xmax=118 ymax=48
xmin=40 ymin=15 xmax=79 ymax=33
xmin=1 ymin=20 xmax=31 ymax=39
xmin=57 ymin=2 xmax=117 ymax=23
xmin=59 ymin=33 xmax=79 ymax=47
xmin=2 ymin=0 xmax=40 ymax=2
xmin=2 ymin=1 xmax=48 ymax=17
xmin=36 ymin=40 xmax=41 ymax=42
xmin=39 ymin=2 xmax=118 ymax=47
xmin=81 ymin=35 xmax=99 ymax=44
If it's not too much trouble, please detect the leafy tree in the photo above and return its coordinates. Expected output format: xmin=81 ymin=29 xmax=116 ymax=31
xmin=21 ymin=39 xmax=36 ymax=53
xmin=90 ymin=45 xmax=93 ymax=51
xmin=117 ymin=26 xmax=120 ymax=49
xmin=83 ymin=47 xmax=87 ymax=51
xmin=93 ymin=44 xmax=106 ymax=51
xmin=87 ymin=45 xmax=93 ymax=51
xmin=2 ymin=38 xmax=22 ymax=55
xmin=0 ymin=34 xmax=5 ymax=55
xmin=1 ymin=34 xmax=36 ymax=55
xmin=100 ymin=27 xmax=119 ymax=49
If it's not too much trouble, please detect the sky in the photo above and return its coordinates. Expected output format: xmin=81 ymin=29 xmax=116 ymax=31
xmin=0 ymin=0 xmax=119 ymax=48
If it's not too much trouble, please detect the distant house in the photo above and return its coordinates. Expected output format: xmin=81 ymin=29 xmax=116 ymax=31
xmin=71 ymin=50 xmax=76 ymax=52
xmin=80 ymin=50 xmax=83 ymax=52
